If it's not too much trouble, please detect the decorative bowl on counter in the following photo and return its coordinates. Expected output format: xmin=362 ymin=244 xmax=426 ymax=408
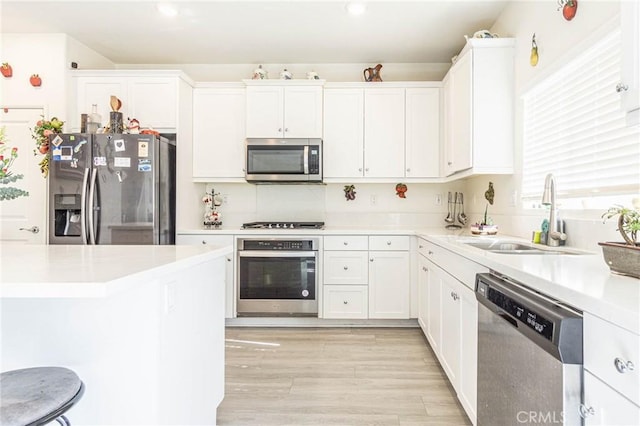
xmin=470 ymin=224 xmax=498 ymax=235
xmin=598 ymin=242 xmax=640 ymax=279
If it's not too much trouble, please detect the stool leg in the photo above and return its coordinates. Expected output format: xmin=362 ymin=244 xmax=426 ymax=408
xmin=55 ymin=415 xmax=71 ymax=426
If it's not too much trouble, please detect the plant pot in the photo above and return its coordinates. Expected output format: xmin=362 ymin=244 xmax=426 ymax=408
xmin=470 ymin=224 xmax=498 ymax=235
xmin=598 ymin=242 xmax=640 ymax=279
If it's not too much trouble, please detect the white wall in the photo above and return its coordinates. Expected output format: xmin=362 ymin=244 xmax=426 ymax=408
xmin=462 ymin=0 xmax=624 ymax=251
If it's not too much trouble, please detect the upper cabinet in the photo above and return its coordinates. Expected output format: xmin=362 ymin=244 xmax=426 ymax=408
xmin=69 ymin=71 xmax=191 ymax=133
xmin=621 ymin=0 xmax=640 ymax=125
xmin=192 ymin=84 xmax=246 ymax=181
xmin=244 ymin=80 xmax=324 ymax=138
xmin=443 ymin=38 xmax=515 ymax=177
xmin=323 ymin=83 xmax=441 ymax=182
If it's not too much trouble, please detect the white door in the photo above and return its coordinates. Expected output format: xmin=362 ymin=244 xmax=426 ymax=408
xmin=368 ymin=251 xmax=410 ymax=319
xmin=364 ymin=88 xmax=405 ymax=178
xmin=323 ymin=88 xmax=364 ymax=178
xmin=0 ymin=107 xmax=47 ymax=244
xmin=283 ymin=86 xmax=323 ymax=138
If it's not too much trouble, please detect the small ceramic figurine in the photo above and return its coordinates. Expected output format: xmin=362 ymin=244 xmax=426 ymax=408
xmin=280 ymin=68 xmax=293 ymax=80
xmin=252 ymin=65 xmax=268 ymax=80
xmin=306 ymin=71 xmax=320 ymax=80
xmin=127 ymin=118 xmax=140 ymax=134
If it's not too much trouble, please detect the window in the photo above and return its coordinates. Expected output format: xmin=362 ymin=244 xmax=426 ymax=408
xmin=521 ymin=28 xmax=640 ymax=208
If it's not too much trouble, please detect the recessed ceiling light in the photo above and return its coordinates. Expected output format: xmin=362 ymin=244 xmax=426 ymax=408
xmin=157 ymin=3 xmax=178 ymax=17
xmin=346 ymin=2 xmax=366 ymax=16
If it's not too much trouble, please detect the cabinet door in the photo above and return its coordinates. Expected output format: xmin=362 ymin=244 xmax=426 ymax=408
xmin=284 ymin=86 xmax=323 ymax=138
xmin=193 ymin=88 xmax=246 ymax=179
xmin=364 ymin=88 xmax=405 ymax=178
xmin=405 ymin=88 xmax=440 ymax=178
xmin=445 ymin=51 xmax=473 ymax=175
xmin=323 ymin=251 xmax=368 ymax=285
xmin=440 ymin=273 xmax=462 ymax=391
xmin=417 ymin=255 xmax=429 ymax=334
xmin=426 ymin=261 xmax=441 ymax=353
xmin=323 ymin=285 xmax=368 ymax=319
xmin=368 ymin=251 xmax=410 ymax=319
xmin=583 ymin=372 xmax=640 ymax=426
xmin=75 ymin=77 xmax=127 ymax=131
xmin=129 ymin=78 xmax=177 ymax=129
xmin=245 ymin=86 xmax=283 ymax=138
xmin=323 ymin=88 xmax=364 ymax=178
xmin=459 ymin=286 xmax=478 ymax=423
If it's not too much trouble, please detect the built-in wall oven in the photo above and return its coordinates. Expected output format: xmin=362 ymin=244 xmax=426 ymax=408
xmin=237 ymin=237 xmax=319 ymax=316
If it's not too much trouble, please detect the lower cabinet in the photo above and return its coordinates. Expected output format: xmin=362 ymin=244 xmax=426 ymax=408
xmin=176 ymin=234 xmax=235 ymax=319
xmin=322 ymin=235 xmax=410 ymax=319
xmin=417 ymin=238 xmax=480 ymax=425
xmin=582 ymin=372 xmax=640 ymax=425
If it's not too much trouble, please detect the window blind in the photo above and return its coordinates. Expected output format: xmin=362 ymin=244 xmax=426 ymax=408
xmin=522 ymin=28 xmax=640 ymax=204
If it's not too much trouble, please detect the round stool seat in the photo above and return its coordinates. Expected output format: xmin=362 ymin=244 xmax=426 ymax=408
xmin=1 ymin=366 xmax=84 ymax=426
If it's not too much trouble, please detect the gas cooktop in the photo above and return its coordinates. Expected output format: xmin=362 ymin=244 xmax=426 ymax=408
xmin=241 ymin=221 xmax=325 ymax=230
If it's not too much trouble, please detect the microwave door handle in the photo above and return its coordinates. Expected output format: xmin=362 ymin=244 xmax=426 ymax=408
xmin=239 ymin=251 xmax=317 ymax=258
xmin=88 ymin=168 xmax=98 ymax=245
xmin=303 ymin=146 xmax=309 ymax=174
xmin=80 ymin=167 xmax=90 ymax=244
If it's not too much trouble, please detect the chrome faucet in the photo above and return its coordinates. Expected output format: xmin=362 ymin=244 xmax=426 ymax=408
xmin=541 ymin=173 xmax=567 ymax=246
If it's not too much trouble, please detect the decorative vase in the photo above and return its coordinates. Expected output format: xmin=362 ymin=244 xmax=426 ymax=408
xmin=598 ymin=242 xmax=640 ymax=279
xmin=470 ymin=224 xmax=498 ymax=235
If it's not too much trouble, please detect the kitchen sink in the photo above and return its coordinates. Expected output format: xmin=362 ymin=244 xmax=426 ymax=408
xmin=460 ymin=239 xmax=586 ymax=255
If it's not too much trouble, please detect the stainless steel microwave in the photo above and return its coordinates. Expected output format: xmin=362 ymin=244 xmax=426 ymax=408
xmin=245 ymin=138 xmax=322 ymax=183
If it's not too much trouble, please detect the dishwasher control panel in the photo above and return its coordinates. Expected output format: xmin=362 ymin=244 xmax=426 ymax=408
xmin=487 ymin=286 xmax=554 ymax=341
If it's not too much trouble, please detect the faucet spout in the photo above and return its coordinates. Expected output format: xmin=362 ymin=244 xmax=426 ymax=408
xmin=541 ymin=173 xmax=567 ymax=246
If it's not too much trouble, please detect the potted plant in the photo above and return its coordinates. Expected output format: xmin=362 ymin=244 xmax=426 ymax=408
xmin=600 ymin=204 xmax=640 ymax=278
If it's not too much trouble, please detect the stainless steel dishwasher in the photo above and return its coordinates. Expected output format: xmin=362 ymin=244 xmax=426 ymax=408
xmin=475 ymin=272 xmax=583 ymax=426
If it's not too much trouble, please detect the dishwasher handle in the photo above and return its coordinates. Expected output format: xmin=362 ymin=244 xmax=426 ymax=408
xmin=497 ymin=312 xmax=518 ymax=329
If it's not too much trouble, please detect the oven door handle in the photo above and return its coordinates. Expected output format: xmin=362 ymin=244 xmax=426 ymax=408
xmin=239 ymin=251 xmax=317 ymax=258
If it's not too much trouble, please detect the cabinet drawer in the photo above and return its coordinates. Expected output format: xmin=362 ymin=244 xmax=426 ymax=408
xmin=324 ymin=235 xmax=368 ymax=251
xmin=369 ymin=235 xmax=410 ymax=251
xmin=584 ymin=313 xmax=640 ymax=406
xmin=176 ymin=234 xmax=234 ymax=247
xmin=323 ymin=251 xmax=368 ymax=285
xmin=323 ymin=285 xmax=368 ymax=319
xmin=418 ymin=238 xmax=487 ymax=290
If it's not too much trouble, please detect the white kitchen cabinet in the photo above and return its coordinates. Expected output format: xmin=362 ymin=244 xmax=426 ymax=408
xmin=459 ymin=283 xmax=478 ymax=422
xmin=368 ymin=242 xmax=410 ymax=319
xmin=323 ymin=88 xmax=364 ymax=178
xmin=364 ymin=88 xmax=406 ymax=178
xmin=440 ymin=273 xmax=462 ymax=389
xmin=582 ymin=372 xmax=640 ymax=426
xmin=244 ymin=82 xmax=323 ymax=138
xmin=425 ymin=259 xmax=442 ymax=353
xmin=323 ymin=83 xmax=441 ymax=181
xmin=405 ymin=88 xmax=440 ymax=178
xmin=621 ymin=0 xmax=640 ymax=125
xmin=443 ymin=38 xmax=515 ymax=177
xmin=323 ymin=285 xmax=368 ymax=319
xmin=192 ymin=86 xmax=246 ymax=180
xmin=417 ymin=254 xmax=430 ymax=334
xmin=71 ymin=71 xmax=189 ymax=132
xmin=176 ymin=234 xmax=235 ymax=319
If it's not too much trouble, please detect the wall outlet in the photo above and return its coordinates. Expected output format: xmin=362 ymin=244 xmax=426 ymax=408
xmin=510 ymin=190 xmax=518 ymax=207
xmin=370 ymin=194 xmax=377 ymax=205
xmin=435 ymin=193 xmax=442 ymax=206
xmin=223 ymin=194 xmax=229 ymax=204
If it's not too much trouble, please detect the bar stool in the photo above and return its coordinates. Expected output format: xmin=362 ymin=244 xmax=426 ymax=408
xmin=0 ymin=366 xmax=85 ymax=426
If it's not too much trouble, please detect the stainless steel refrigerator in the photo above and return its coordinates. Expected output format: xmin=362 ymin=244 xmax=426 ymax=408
xmin=48 ymin=133 xmax=176 ymax=245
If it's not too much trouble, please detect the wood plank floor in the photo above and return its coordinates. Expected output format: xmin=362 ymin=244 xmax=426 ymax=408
xmin=218 ymin=327 xmax=472 ymax=426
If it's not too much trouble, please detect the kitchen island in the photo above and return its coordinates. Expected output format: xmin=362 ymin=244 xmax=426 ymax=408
xmin=0 ymin=244 xmax=231 ymax=425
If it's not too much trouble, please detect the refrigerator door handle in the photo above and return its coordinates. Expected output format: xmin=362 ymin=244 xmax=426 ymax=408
xmin=88 ymin=168 xmax=98 ymax=245
xmin=80 ymin=167 xmax=90 ymax=244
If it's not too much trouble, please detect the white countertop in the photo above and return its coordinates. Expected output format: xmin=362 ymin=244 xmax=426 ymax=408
xmin=0 ymin=244 xmax=232 ymax=298
xmin=418 ymin=233 xmax=640 ymax=335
